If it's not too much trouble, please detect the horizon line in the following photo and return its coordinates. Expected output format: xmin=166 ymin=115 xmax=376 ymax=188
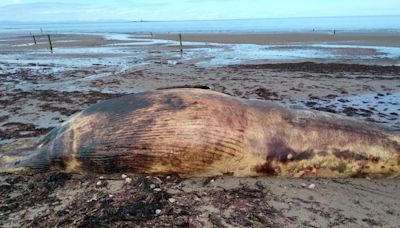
xmin=0 ymin=14 xmax=399 ymax=24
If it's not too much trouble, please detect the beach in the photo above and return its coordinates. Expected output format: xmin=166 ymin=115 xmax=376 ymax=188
xmin=156 ymin=32 xmax=400 ymax=46
xmin=1 ymin=31 xmax=400 ymax=227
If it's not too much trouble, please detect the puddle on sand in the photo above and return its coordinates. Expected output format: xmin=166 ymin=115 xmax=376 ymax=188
xmin=192 ymin=43 xmax=400 ymax=67
xmin=292 ymin=92 xmax=400 ymax=131
xmin=92 ymin=33 xmax=400 ymax=67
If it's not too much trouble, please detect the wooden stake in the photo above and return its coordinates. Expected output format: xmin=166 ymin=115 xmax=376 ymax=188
xmin=178 ymin=33 xmax=183 ymax=53
xmin=30 ymin=33 xmax=37 ymax=44
xmin=47 ymin=34 xmax=53 ymax=53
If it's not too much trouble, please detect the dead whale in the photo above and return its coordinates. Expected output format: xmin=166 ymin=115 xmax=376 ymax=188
xmin=1 ymin=88 xmax=399 ymax=177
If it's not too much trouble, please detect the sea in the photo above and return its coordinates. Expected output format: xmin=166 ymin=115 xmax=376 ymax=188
xmin=0 ymin=15 xmax=400 ymax=34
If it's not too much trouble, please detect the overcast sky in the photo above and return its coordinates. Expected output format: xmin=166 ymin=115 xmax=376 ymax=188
xmin=0 ymin=0 xmax=399 ymax=22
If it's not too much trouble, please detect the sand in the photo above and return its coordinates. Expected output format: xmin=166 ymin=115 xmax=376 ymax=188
xmin=0 ymin=32 xmax=400 ymax=227
xmin=156 ymin=32 xmax=400 ymax=46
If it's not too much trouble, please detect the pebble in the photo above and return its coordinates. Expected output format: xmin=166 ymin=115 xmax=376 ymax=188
xmin=125 ymin=177 xmax=132 ymax=184
xmin=155 ymin=209 xmax=162 ymax=215
xmin=168 ymin=198 xmax=176 ymax=203
xmin=308 ymin=183 xmax=316 ymax=189
xmin=149 ymin=184 xmax=156 ymax=189
xmin=121 ymin=174 xmax=128 ymax=179
xmin=153 ymin=188 xmax=162 ymax=192
xmin=96 ymin=181 xmax=102 ymax=186
xmin=51 ymin=202 xmax=60 ymax=206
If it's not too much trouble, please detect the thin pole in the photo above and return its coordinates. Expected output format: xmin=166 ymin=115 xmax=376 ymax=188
xmin=47 ymin=34 xmax=53 ymax=53
xmin=178 ymin=33 xmax=183 ymax=53
xmin=31 ymin=33 xmax=37 ymax=44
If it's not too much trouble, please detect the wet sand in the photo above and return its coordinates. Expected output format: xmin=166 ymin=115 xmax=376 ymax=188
xmin=156 ymin=32 xmax=400 ymax=46
xmin=0 ymin=32 xmax=400 ymax=227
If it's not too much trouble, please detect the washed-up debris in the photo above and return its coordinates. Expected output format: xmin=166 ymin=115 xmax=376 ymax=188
xmin=308 ymin=183 xmax=316 ymax=189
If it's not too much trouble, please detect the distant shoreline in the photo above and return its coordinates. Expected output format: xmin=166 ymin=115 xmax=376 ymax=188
xmin=1 ymin=15 xmax=400 ymax=35
xmin=1 ymin=14 xmax=400 ymax=24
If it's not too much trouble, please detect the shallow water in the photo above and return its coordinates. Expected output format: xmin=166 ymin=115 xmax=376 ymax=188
xmin=293 ymin=92 xmax=400 ymax=131
xmin=1 ymin=16 xmax=400 ymax=34
xmin=2 ymin=32 xmax=400 ymax=69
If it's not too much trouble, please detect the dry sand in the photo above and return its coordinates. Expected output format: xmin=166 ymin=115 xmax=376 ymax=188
xmin=0 ymin=32 xmax=400 ymax=227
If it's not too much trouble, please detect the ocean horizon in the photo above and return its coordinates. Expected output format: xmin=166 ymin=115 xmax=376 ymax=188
xmin=1 ymin=15 xmax=400 ymax=34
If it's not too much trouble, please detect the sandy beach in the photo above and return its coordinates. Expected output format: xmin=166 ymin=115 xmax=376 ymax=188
xmin=0 ymin=32 xmax=400 ymax=227
xmin=156 ymin=32 xmax=400 ymax=46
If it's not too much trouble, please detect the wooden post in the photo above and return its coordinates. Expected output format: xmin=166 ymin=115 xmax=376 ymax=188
xmin=30 ymin=33 xmax=37 ymax=44
xmin=178 ymin=33 xmax=183 ymax=53
xmin=47 ymin=34 xmax=53 ymax=53
xmin=150 ymin=32 xmax=153 ymax=39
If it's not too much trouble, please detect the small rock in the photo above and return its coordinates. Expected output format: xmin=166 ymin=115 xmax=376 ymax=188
xmin=308 ymin=183 xmax=316 ymax=189
xmin=168 ymin=198 xmax=176 ymax=203
xmin=301 ymin=183 xmax=307 ymax=188
xmin=121 ymin=174 xmax=128 ymax=179
xmin=149 ymin=184 xmax=156 ymax=189
xmin=125 ymin=177 xmax=132 ymax=184
xmin=155 ymin=209 xmax=162 ymax=215
xmin=99 ymin=176 xmax=105 ymax=180
xmin=109 ymin=194 xmax=114 ymax=198
xmin=166 ymin=176 xmax=171 ymax=180
xmin=154 ymin=188 xmax=162 ymax=192
xmin=96 ymin=181 xmax=102 ymax=186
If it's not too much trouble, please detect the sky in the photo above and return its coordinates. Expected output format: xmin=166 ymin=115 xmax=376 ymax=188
xmin=0 ymin=0 xmax=399 ymax=22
